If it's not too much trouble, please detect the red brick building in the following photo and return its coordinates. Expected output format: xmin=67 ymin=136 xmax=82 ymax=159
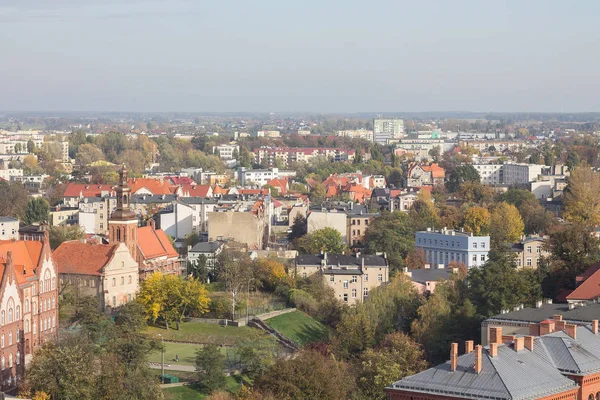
xmin=0 ymin=230 xmax=59 ymax=391
xmin=386 ymin=321 xmax=600 ymax=400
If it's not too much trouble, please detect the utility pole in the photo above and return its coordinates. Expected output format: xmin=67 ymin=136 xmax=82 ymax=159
xmin=159 ymin=334 xmax=164 ymax=384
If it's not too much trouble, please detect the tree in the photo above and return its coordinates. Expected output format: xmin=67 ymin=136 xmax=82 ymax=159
xmin=195 ymin=345 xmax=227 ymax=393
xmin=309 ymin=182 xmax=326 ymax=205
xmin=253 ymin=258 xmax=288 ymax=291
xmin=490 ymin=202 xmax=524 ymax=246
xmin=363 ymin=212 xmax=415 ymax=272
xmin=298 ymin=227 xmax=346 ymax=254
xmin=101 ymin=170 xmax=119 ymax=185
xmin=49 ymin=225 xmax=86 ymax=250
xmin=519 ymin=198 xmax=553 ymax=235
xmin=0 ymin=181 xmax=29 ymax=218
xmin=408 ymin=190 xmax=440 ymax=231
xmin=236 ymin=331 xmax=278 ymax=379
xmin=457 ymin=181 xmax=495 ymax=205
xmin=117 ymin=149 xmax=147 ymax=174
xmin=75 ymin=143 xmax=105 ymax=166
xmin=446 ymin=165 xmax=480 ymax=192
xmin=499 ymin=188 xmax=537 ymax=208
xmin=387 ymin=167 xmax=403 ymax=188
xmin=288 ymin=214 xmax=307 ymax=241
xmin=356 ymin=332 xmax=428 ymax=400
xmin=24 ymin=197 xmax=50 ymax=225
xmin=462 ymin=206 xmax=491 ymax=236
xmin=189 ymin=254 xmax=210 ymax=282
xmin=27 ymin=139 xmax=35 ymax=154
xmin=137 ymin=272 xmax=210 ymax=329
xmin=215 ymin=250 xmax=254 ymax=320
xmin=563 ymin=163 xmax=600 ymax=227
xmin=255 ymin=350 xmax=355 ymax=400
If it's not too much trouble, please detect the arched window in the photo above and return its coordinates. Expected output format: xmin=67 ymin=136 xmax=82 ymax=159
xmin=589 ymin=395 xmax=594 ymax=400
xmin=52 ymin=277 xmax=56 ymax=290
xmin=16 ymin=329 xmax=19 ymax=343
xmin=2 ymin=356 xmax=5 ymax=370
xmin=32 ymin=322 xmax=36 ymax=335
xmin=9 ymin=331 xmax=13 ymax=345
xmin=121 ymin=277 xmax=124 ymax=285
xmin=116 ymin=228 xmax=121 ymax=242
xmin=128 ymin=275 xmax=132 ymax=284
xmin=596 ymin=392 xmax=600 ymax=400
xmin=16 ymin=306 xmax=20 ymax=320
xmin=32 ymin=302 xmax=36 ymax=315
xmin=52 ymin=298 xmax=55 ymax=309
xmin=112 ymin=278 xmax=116 ymax=287
xmin=25 ymin=320 xmax=29 ymax=333
xmin=1 ymin=334 xmax=4 ymax=348
xmin=9 ymin=354 xmax=12 ymax=368
xmin=52 ymin=316 xmax=55 ymax=328
xmin=8 ymin=309 xmax=13 ymax=324
xmin=25 ymin=300 xmax=29 ymax=313
xmin=1 ymin=311 xmax=5 ymax=325
xmin=7 ymin=297 xmax=14 ymax=323
xmin=16 ymin=351 xmax=19 ymax=365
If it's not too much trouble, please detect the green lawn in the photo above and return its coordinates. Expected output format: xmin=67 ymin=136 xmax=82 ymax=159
xmin=145 ymin=322 xmax=254 ymax=345
xmin=162 ymin=376 xmax=244 ymax=400
xmin=149 ymin=342 xmax=238 ymax=368
xmin=265 ymin=311 xmax=329 ymax=346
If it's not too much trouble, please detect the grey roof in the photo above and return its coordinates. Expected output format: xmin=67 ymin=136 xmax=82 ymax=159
xmin=408 ymin=268 xmax=453 ymax=285
xmin=540 ymin=325 xmax=600 ymax=374
xmin=295 ymin=254 xmax=388 ymax=268
xmin=0 ymin=217 xmax=18 ymax=223
xmin=189 ymin=241 xmax=223 ymax=253
xmin=322 ymin=268 xmax=363 ymax=275
xmin=131 ymin=194 xmax=176 ymax=204
xmin=488 ymin=303 xmax=600 ymax=324
xmin=180 ymin=197 xmax=218 ymax=205
xmin=389 ymin=341 xmax=578 ymax=400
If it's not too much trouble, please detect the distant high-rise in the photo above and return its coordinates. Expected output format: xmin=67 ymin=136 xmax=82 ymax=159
xmin=373 ymin=118 xmax=404 ymax=144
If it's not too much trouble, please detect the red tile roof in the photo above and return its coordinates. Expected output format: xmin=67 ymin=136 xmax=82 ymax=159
xmin=128 ymin=178 xmax=176 ymax=195
xmin=422 ymin=163 xmax=445 ymax=178
xmin=0 ymin=240 xmax=43 ymax=284
xmin=266 ymin=178 xmax=288 ymax=195
xmin=63 ymin=183 xmax=115 ymax=198
xmin=53 ymin=241 xmax=117 ymax=276
xmin=213 ymin=186 xmax=229 ymax=195
xmin=181 ymin=184 xmax=212 ymax=198
xmin=164 ymin=176 xmax=196 ymax=186
xmin=137 ymin=226 xmax=178 ymax=260
xmin=567 ymin=268 xmax=600 ymax=301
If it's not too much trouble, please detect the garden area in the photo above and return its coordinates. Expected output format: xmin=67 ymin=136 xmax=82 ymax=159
xmin=161 ymin=375 xmax=246 ymax=400
xmin=145 ymin=321 xmax=254 ymax=346
xmin=265 ymin=311 xmax=330 ymax=346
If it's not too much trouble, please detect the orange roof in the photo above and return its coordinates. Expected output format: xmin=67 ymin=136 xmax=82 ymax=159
xmin=266 ymin=178 xmax=288 ymax=195
xmin=567 ymin=268 xmax=600 ymax=301
xmin=137 ymin=226 xmax=178 ymax=260
xmin=53 ymin=241 xmax=117 ymax=276
xmin=182 ymin=184 xmax=212 ymax=197
xmin=238 ymin=189 xmax=269 ymax=196
xmin=422 ymin=163 xmax=445 ymax=178
xmin=128 ymin=178 xmax=175 ymax=195
xmin=164 ymin=176 xmax=196 ymax=186
xmin=0 ymin=240 xmax=43 ymax=284
xmin=63 ymin=183 xmax=115 ymax=198
xmin=213 ymin=185 xmax=229 ymax=195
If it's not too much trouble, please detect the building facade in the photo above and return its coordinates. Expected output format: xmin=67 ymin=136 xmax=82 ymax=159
xmin=416 ymin=228 xmax=490 ymax=268
xmin=373 ymin=118 xmax=404 ymax=144
xmin=0 ymin=218 xmax=19 ymax=240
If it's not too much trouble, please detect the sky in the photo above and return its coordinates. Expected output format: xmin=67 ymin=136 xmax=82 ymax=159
xmin=1 ymin=0 xmax=599 ymax=113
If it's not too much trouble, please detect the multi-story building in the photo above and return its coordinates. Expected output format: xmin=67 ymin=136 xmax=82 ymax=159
xmin=373 ymin=118 xmax=404 ymax=144
xmin=49 ymin=207 xmax=79 ymax=228
xmin=416 ymin=228 xmax=490 ymax=269
xmin=78 ymin=197 xmax=117 ymax=235
xmin=212 ymin=144 xmax=239 ymax=160
xmin=0 ymin=168 xmax=23 ymax=182
xmin=347 ymin=211 xmax=377 ymax=247
xmin=295 ymin=253 xmax=389 ymax=305
xmin=0 ymin=230 xmax=59 ymax=391
xmin=0 ymin=217 xmax=19 ymax=240
xmin=187 ymin=241 xmax=224 ymax=270
xmin=472 ymin=163 xmax=503 ymax=185
xmin=237 ymin=167 xmax=296 ymax=186
xmin=502 ymin=162 xmax=545 ymax=185
xmin=508 ymin=237 xmax=549 ymax=269
xmin=255 ymin=147 xmax=355 ymax=168
xmin=307 ymin=210 xmax=348 ymax=243
xmin=387 ymin=321 xmax=600 ymax=400
xmin=336 ymin=129 xmax=373 ymax=141
xmin=404 ymin=163 xmax=445 ymax=187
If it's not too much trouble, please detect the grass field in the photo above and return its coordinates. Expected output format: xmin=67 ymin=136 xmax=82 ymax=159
xmin=149 ymin=342 xmax=239 ymax=368
xmin=265 ymin=311 xmax=329 ymax=346
xmin=145 ymin=322 xmax=254 ymax=345
xmin=162 ymin=376 xmax=244 ymax=400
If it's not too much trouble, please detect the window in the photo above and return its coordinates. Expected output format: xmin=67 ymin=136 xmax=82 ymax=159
xmin=8 ymin=309 xmax=12 ymax=324
xmin=128 ymin=275 xmax=132 ymax=284
xmin=8 ymin=331 xmax=12 ymax=346
xmin=100 ymin=223 xmax=103 ymax=230
xmin=32 ymin=283 xmax=36 ymax=296
xmin=526 ymin=258 xmax=532 ymax=267
xmin=33 ymin=322 xmax=36 ymax=335
xmin=52 ymin=277 xmax=56 ymax=290
xmin=357 ymin=220 xmax=361 ymax=225
xmin=343 ymin=294 xmax=348 ymax=303
xmin=351 ymin=276 xmax=357 ymax=283
xmin=473 ymin=242 xmax=478 ymax=249
xmin=52 ymin=316 xmax=56 ymax=328
xmin=378 ymin=274 xmax=383 ymax=282
xmin=32 ymin=302 xmax=36 ymax=315
xmin=329 ymin=276 xmax=334 ymax=282
xmin=25 ymin=320 xmax=29 ymax=333
xmin=302 ymin=273 xmax=307 ymax=279
xmin=25 ymin=300 xmax=29 ymax=314
xmin=363 ymin=288 xmax=368 ymax=297
xmin=527 ymin=246 xmax=532 ymax=253
xmin=52 ymin=298 xmax=55 ymax=309
xmin=16 ymin=306 xmax=20 ymax=320
xmin=112 ymin=296 xmax=117 ymax=306
xmin=16 ymin=352 xmax=19 ymax=365
xmin=121 ymin=277 xmax=124 ymax=285
xmin=9 ymin=354 xmax=12 ymax=369
xmin=121 ymin=261 xmax=125 ymax=268
xmin=1 ymin=334 xmax=4 ymax=348
xmin=112 ymin=278 xmax=116 ymax=287
xmin=481 ymin=255 xmax=485 ymax=262
xmin=364 ymin=274 xmax=368 ymax=282
xmin=481 ymin=242 xmax=485 ymax=248
xmin=2 ymin=356 xmax=4 ymax=370
xmin=536 ymin=246 xmax=541 ymax=254
xmin=16 ymin=330 xmax=18 ymax=343
xmin=343 ymin=281 xmax=348 ymax=289
xmin=352 ymin=289 xmax=357 ymax=298
xmin=91 ymin=279 xmax=95 ymax=287
xmin=472 ymin=255 xmax=477 ymax=262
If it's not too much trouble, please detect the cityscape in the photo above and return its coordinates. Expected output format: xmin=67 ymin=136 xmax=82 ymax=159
xmin=2 ymin=1 xmax=600 ymax=400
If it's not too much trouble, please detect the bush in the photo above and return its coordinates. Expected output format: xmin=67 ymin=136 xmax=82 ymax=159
xmin=288 ymin=289 xmax=317 ymax=314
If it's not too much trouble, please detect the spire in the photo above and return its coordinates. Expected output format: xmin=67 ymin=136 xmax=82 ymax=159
xmin=110 ymin=165 xmax=136 ymax=221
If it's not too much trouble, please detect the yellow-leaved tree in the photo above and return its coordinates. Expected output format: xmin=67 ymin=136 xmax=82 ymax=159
xmin=490 ymin=202 xmax=524 ymax=246
xmin=137 ymin=272 xmax=210 ymax=330
xmin=563 ymin=163 xmax=600 ymax=227
xmin=462 ymin=206 xmax=491 ymax=236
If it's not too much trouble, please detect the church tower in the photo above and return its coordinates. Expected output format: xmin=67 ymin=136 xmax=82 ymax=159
xmin=109 ymin=166 xmax=138 ymax=261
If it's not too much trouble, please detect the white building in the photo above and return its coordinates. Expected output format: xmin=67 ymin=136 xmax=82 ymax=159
xmin=502 ymin=163 xmax=545 ymax=185
xmin=472 ymin=164 xmax=503 ymax=185
xmin=373 ymin=118 xmax=404 ymax=144
xmin=336 ymin=129 xmax=374 ymax=141
xmin=0 ymin=168 xmax=23 ymax=182
xmin=158 ymin=202 xmax=195 ymax=240
xmin=212 ymin=144 xmax=239 ymax=160
xmin=306 ymin=210 xmax=348 ymax=243
xmin=0 ymin=217 xmax=19 ymax=240
xmin=179 ymin=198 xmax=218 ymax=233
xmin=188 ymin=241 xmax=224 ymax=269
xmin=415 ymin=228 xmax=490 ymax=269
xmin=237 ymin=167 xmax=296 ymax=186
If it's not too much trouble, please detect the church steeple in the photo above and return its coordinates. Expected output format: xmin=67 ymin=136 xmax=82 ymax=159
xmin=109 ymin=166 xmax=138 ymax=261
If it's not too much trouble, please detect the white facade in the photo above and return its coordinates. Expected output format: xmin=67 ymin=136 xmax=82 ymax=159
xmin=373 ymin=118 xmax=404 ymax=144
xmin=0 ymin=169 xmax=23 ymax=182
xmin=0 ymin=218 xmax=19 ymax=240
xmin=159 ymin=202 xmax=194 ymax=240
xmin=503 ymin=163 xmax=545 ymax=185
xmin=212 ymin=144 xmax=239 ymax=160
xmin=307 ymin=211 xmax=348 ymax=243
xmin=473 ymin=164 xmax=503 ymax=185
xmin=336 ymin=129 xmax=374 ymax=141
xmin=415 ymin=228 xmax=490 ymax=269
xmin=237 ymin=167 xmax=296 ymax=186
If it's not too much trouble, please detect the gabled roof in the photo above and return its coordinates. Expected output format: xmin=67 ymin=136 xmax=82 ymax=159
xmin=137 ymin=226 xmax=178 ymax=260
xmin=63 ymin=183 xmax=115 ymax=198
xmin=53 ymin=241 xmax=118 ymax=276
xmin=127 ymin=178 xmax=175 ymax=195
xmin=0 ymin=240 xmax=43 ymax=284
xmin=181 ymin=184 xmax=212 ymax=198
xmin=213 ymin=186 xmax=229 ymax=196
xmin=422 ymin=163 xmax=445 ymax=178
xmin=408 ymin=268 xmax=453 ymax=285
xmin=189 ymin=241 xmax=223 ymax=253
xmin=567 ymin=268 xmax=600 ymax=301
xmin=540 ymin=325 xmax=600 ymax=374
xmin=164 ymin=176 xmax=196 ymax=186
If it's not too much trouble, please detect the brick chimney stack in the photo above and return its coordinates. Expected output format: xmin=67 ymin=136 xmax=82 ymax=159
xmin=465 ymin=340 xmax=474 ymax=354
xmin=565 ymin=324 xmax=577 ymax=339
xmin=539 ymin=319 xmax=555 ymax=336
xmin=514 ymin=337 xmax=524 ymax=352
xmin=450 ymin=343 xmax=458 ymax=372
xmin=553 ymin=314 xmax=563 ymax=323
xmin=489 ymin=342 xmax=498 ymax=358
xmin=489 ymin=327 xmax=502 ymax=345
xmin=474 ymin=345 xmax=482 ymax=374
xmin=524 ymin=336 xmax=534 ymax=351
xmin=502 ymin=335 xmax=516 ymax=344
xmin=555 ymin=320 xmax=566 ymax=331
xmin=592 ymin=320 xmax=599 ymax=335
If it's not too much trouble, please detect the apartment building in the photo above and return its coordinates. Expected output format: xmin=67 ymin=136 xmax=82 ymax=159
xmin=416 ymin=228 xmax=490 ymax=268
xmin=503 ymin=162 xmax=545 ymax=185
xmin=472 ymin=163 xmax=503 ymax=185
xmin=49 ymin=207 xmax=79 ymax=227
xmin=373 ymin=118 xmax=404 ymax=144
xmin=0 ymin=217 xmax=19 ymax=240
xmin=255 ymin=147 xmax=355 ymax=167
xmin=237 ymin=167 xmax=296 ymax=186
xmin=336 ymin=129 xmax=373 ymax=141
xmin=212 ymin=144 xmax=239 ymax=160
xmin=508 ymin=237 xmax=549 ymax=269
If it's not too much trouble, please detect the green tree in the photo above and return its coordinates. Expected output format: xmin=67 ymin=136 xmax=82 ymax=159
xmin=236 ymin=331 xmax=278 ymax=379
xmin=563 ymin=163 xmax=600 ymax=227
xmin=490 ymin=202 xmax=524 ymax=246
xmin=215 ymin=250 xmax=254 ymax=320
xmin=289 ymin=215 xmax=307 ymax=242
xmin=27 ymin=139 xmax=35 ymax=154
xmin=189 ymin=255 xmax=210 ymax=282
xmin=309 ymin=182 xmax=327 ymax=205
xmin=195 ymin=345 xmax=227 ymax=393
xmin=446 ymin=165 xmax=480 ymax=192
xmin=462 ymin=206 xmax=491 ymax=236
xmin=499 ymin=188 xmax=537 ymax=208
xmin=298 ymin=227 xmax=345 ymax=254
xmin=0 ymin=181 xmax=29 ymax=218
xmin=75 ymin=143 xmax=105 ymax=166
xmin=408 ymin=190 xmax=440 ymax=231
xmin=363 ymin=212 xmax=415 ymax=272
xmin=49 ymin=225 xmax=86 ymax=250
xmin=24 ymin=197 xmax=50 ymax=225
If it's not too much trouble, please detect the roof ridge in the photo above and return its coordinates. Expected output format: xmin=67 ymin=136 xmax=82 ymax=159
xmin=485 ymin=350 xmax=513 ymax=400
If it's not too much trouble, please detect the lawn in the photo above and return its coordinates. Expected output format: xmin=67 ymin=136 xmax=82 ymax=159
xmin=145 ymin=321 xmax=254 ymax=346
xmin=162 ymin=376 xmax=245 ymax=400
xmin=265 ymin=311 xmax=329 ymax=346
xmin=149 ymin=342 xmax=239 ymax=368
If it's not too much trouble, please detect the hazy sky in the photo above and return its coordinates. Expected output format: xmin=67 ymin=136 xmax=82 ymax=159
xmin=1 ymin=0 xmax=599 ymax=113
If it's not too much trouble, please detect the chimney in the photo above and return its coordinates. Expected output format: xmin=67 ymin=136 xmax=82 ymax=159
xmin=555 ymin=320 xmax=566 ymax=331
xmin=539 ymin=320 xmax=555 ymax=336
xmin=514 ymin=337 xmax=524 ymax=352
xmin=502 ymin=335 xmax=516 ymax=344
xmin=592 ymin=320 xmax=598 ymax=335
xmin=450 ymin=342 xmax=458 ymax=372
xmin=553 ymin=314 xmax=563 ymax=323
xmin=489 ymin=327 xmax=502 ymax=345
xmin=489 ymin=342 xmax=498 ymax=357
xmin=474 ymin=345 xmax=482 ymax=374
xmin=524 ymin=336 xmax=534 ymax=351
xmin=465 ymin=340 xmax=474 ymax=354
xmin=565 ymin=324 xmax=577 ymax=339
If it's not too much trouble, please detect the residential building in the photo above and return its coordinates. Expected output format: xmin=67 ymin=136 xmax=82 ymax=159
xmin=54 ymin=242 xmax=139 ymax=311
xmin=566 ymin=266 xmax=600 ymax=304
xmin=78 ymin=197 xmax=117 ymax=235
xmin=373 ymin=118 xmax=404 ymax=144
xmin=386 ymin=322 xmax=600 ymax=400
xmin=508 ymin=237 xmax=549 ymax=269
xmin=254 ymin=147 xmax=355 ymax=168
xmin=158 ymin=202 xmax=194 ymax=240
xmin=295 ymin=253 xmax=389 ymax=305
xmin=404 ymin=267 xmax=454 ymax=295
xmin=187 ymin=241 xmax=224 ymax=269
xmin=212 ymin=144 xmax=239 ymax=160
xmin=0 ymin=217 xmax=19 ymax=240
xmin=416 ymin=228 xmax=490 ymax=268
xmin=347 ymin=210 xmax=377 ymax=246
xmin=179 ymin=198 xmax=218 ymax=233
xmin=404 ymin=163 xmax=445 ymax=187
xmin=0 ymin=231 xmax=59 ymax=391
xmin=18 ymin=225 xmax=46 ymax=241
xmin=0 ymin=168 xmax=23 ymax=182
xmin=49 ymin=207 xmax=79 ymax=227
xmin=502 ymin=163 xmax=545 ymax=185
xmin=307 ymin=210 xmax=348 ymax=243
xmin=472 ymin=163 xmax=503 ymax=185
xmin=336 ymin=129 xmax=373 ymax=141
xmin=63 ymin=183 xmax=116 ymax=208
xmin=12 ymin=174 xmax=47 ymax=191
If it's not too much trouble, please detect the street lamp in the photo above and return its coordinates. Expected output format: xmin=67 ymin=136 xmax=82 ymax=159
xmin=246 ymin=278 xmax=254 ymax=324
xmin=158 ymin=334 xmax=164 ymax=384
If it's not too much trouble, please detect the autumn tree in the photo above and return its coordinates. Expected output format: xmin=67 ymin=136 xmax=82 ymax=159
xmin=215 ymin=250 xmax=254 ymax=320
xmin=490 ymin=202 xmax=524 ymax=246
xmin=0 ymin=181 xmax=29 ymax=218
xmin=457 ymin=181 xmax=495 ymax=205
xmin=24 ymin=197 xmax=50 ymax=225
xmin=408 ymin=190 xmax=440 ymax=231
xmin=253 ymin=258 xmax=288 ymax=291
xmin=364 ymin=212 xmax=415 ymax=272
xmin=462 ymin=206 xmax=491 ymax=236
xmin=563 ymin=163 xmax=600 ymax=227
xmin=309 ymin=182 xmax=327 ymax=205
xmin=49 ymin=225 xmax=86 ymax=250
xmin=75 ymin=143 xmax=105 ymax=166
xmin=195 ymin=345 xmax=227 ymax=393
xmin=298 ymin=227 xmax=346 ymax=254
xmin=446 ymin=165 xmax=480 ymax=192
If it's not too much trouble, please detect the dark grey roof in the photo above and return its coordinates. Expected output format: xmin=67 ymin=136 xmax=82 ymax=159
xmin=295 ymin=253 xmax=388 ymax=268
xmin=408 ymin=268 xmax=453 ymax=285
xmin=131 ymin=194 xmax=176 ymax=204
xmin=488 ymin=303 xmax=600 ymax=324
xmin=540 ymin=325 xmax=600 ymax=374
xmin=189 ymin=241 xmax=223 ymax=253
xmin=180 ymin=197 xmax=218 ymax=205
xmin=371 ymin=188 xmax=389 ymax=198
xmin=389 ymin=342 xmax=578 ymax=400
xmin=0 ymin=217 xmax=18 ymax=223
xmin=322 ymin=268 xmax=362 ymax=275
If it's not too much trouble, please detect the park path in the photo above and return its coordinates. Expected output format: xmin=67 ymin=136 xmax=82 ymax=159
xmin=149 ymin=363 xmax=196 ymax=372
